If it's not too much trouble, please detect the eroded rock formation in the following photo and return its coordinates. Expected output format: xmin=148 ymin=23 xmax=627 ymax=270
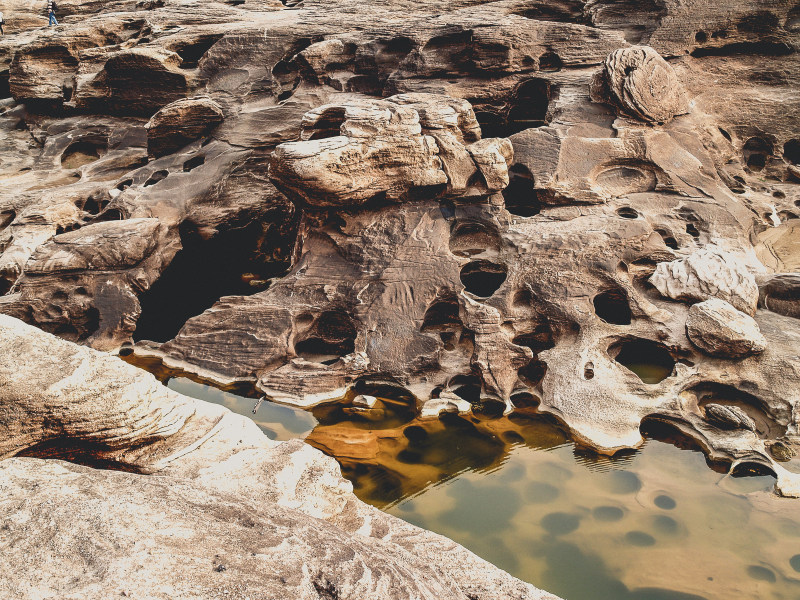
xmin=0 ymin=0 xmax=799 ymax=514
xmin=0 ymin=314 xmax=556 ymax=600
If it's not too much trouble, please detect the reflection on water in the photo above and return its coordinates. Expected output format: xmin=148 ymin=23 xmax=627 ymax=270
xmin=120 ymin=354 xmax=800 ymax=600
xmin=120 ymin=353 xmax=317 ymax=440
xmin=168 ymin=377 xmax=317 ymax=440
xmin=307 ymin=410 xmax=800 ymax=600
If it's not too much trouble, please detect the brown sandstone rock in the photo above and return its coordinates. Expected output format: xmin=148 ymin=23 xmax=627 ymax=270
xmin=591 ymin=45 xmax=689 ymax=124
xmin=146 ymin=96 xmax=225 ymax=158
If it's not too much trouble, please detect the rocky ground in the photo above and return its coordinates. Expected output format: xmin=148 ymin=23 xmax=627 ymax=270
xmin=1 ymin=0 xmax=800 ymax=596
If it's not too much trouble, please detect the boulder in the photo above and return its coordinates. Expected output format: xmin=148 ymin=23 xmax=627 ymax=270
xmin=146 ymin=96 xmax=225 ymax=158
xmin=591 ymin=45 xmax=689 ymax=124
xmin=650 ymin=247 xmax=759 ymax=315
xmin=686 ymin=298 xmax=767 ymax=358
xmin=268 ymin=94 xmax=511 ymax=207
xmin=704 ymin=403 xmax=757 ymax=432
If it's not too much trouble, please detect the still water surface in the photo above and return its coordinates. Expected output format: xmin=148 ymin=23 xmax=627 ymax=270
xmin=141 ymin=367 xmax=800 ymax=600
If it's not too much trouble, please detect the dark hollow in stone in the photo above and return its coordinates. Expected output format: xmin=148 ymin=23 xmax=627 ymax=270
xmin=746 ymin=565 xmax=777 ymax=583
xmin=183 ymin=155 xmax=205 ymax=172
xmin=789 ymin=554 xmax=800 ymax=573
xmin=422 ymin=293 xmax=462 ymax=331
xmin=144 ymin=170 xmax=169 ymax=187
xmin=654 ymin=494 xmax=676 ymax=510
xmin=540 ymin=512 xmax=581 ymax=536
xmin=593 ymin=506 xmax=625 ymax=522
xmin=593 ymin=288 xmax=632 ymax=325
xmin=625 ymin=531 xmax=656 ymax=547
xmin=503 ymin=164 xmax=541 ymax=217
xmin=460 ymin=260 xmax=508 ymax=297
xmin=784 ymin=139 xmax=800 ymax=165
xmin=610 ymin=338 xmax=675 ymax=384
xmin=616 ymin=206 xmax=639 ymax=219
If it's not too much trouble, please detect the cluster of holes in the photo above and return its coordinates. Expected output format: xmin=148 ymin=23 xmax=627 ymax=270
xmin=460 ymin=260 xmax=507 ymax=297
xmin=503 ymin=165 xmax=541 ymax=217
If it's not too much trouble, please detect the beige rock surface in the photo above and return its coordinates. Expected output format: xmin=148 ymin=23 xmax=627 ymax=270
xmin=686 ymin=298 xmax=767 ymax=358
xmin=0 ymin=314 xmax=557 ymax=600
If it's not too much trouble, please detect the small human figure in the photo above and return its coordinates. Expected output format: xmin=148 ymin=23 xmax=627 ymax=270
xmin=47 ymin=0 xmax=58 ymax=26
xmin=0 ymin=11 xmax=5 ymax=35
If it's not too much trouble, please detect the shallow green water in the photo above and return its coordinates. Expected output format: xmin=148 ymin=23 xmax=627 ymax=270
xmin=382 ymin=424 xmax=800 ymax=600
xmin=140 ymin=362 xmax=800 ymax=600
xmin=166 ymin=377 xmax=317 ymax=440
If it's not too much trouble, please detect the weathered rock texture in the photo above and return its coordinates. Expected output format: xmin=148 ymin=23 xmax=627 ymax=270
xmin=0 ymin=314 xmax=557 ymax=600
xmin=0 ymin=0 xmax=799 ymax=507
xmin=686 ymin=298 xmax=767 ymax=358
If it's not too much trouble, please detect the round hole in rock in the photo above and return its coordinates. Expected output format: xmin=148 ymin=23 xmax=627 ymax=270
xmin=784 ymin=139 xmax=800 ymax=165
xmin=460 ymin=260 xmax=507 ymax=297
xmin=422 ymin=293 xmax=462 ymax=331
xmin=449 ymin=220 xmax=501 ymax=257
xmin=655 ymin=229 xmax=679 ymax=250
xmin=616 ymin=206 xmax=639 ymax=219
xmin=294 ymin=311 xmax=357 ymax=364
xmin=519 ymin=358 xmax=547 ymax=386
xmin=116 ymin=178 xmax=133 ymax=191
xmin=538 ymin=51 xmax=562 ymax=72
xmin=306 ymin=106 xmax=347 ymax=140
xmin=686 ymin=222 xmax=700 ymax=238
xmin=610 ymin=338 xmax=675 ymax=384
xmin=503 ymin=164 xmax=541 ymax=217
xmin=61 ymin=141 xmax=105 ymax=169
xmin=144 ymin=170 xmax=169 ymax=187
xmin=695 ymin=31 xmax=708 ymax=43
xmin=506 ymin=78 xmax=550 ymax=133
xmin=593 ymin=288 xmax=632 ymax=325
xmin=747 ymin=153 xmax=766 ymax=171
xmin=183 ymin=155 xmax=205 ymax=172
xmin=584 ymin=362 xmax=595 ymax=380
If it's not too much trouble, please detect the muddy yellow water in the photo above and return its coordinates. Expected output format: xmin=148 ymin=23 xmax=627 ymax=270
xmin=123 ymin=356 xmax=800 ymax=600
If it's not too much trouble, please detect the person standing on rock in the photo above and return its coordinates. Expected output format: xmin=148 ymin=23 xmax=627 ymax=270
xmin=47 ymin=0 xmax=58 ymax=26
